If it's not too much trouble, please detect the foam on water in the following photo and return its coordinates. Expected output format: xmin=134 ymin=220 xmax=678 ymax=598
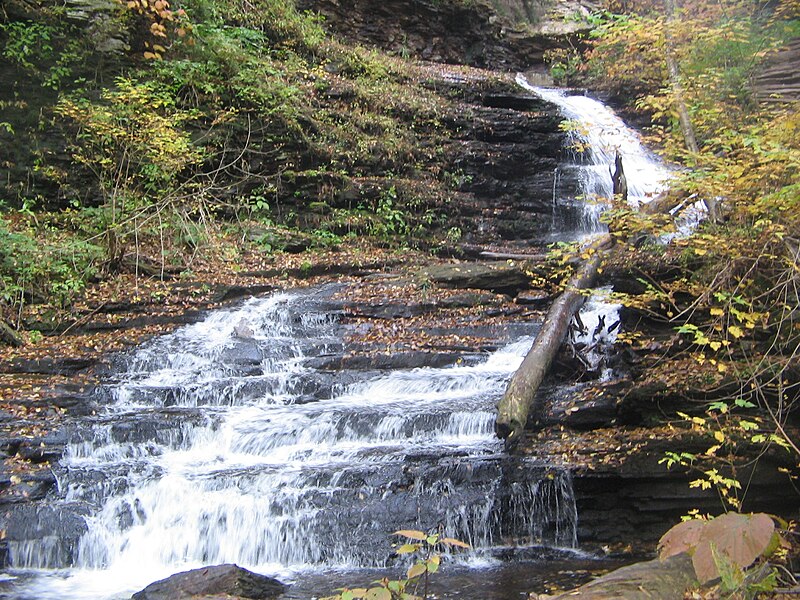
xmin=6 ymin=291 xmax=576 ymax=599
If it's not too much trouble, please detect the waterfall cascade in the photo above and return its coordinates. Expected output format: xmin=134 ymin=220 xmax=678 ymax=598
xmin=5 ymin=289 xmax=577 ymax=599
xmin=2 ymin=80 xmax=684 ymax=600
xmin=516 ymin=74 xmax=707 ymax=240
xmin=515 ymin=74 xmax=673 ymax=236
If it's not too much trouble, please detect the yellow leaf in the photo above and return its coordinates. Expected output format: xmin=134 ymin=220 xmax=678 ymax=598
xmin=710 ymin=307 xmax=724 ymax=316
xmin=394 ymin=530 xmax=427 ymax=541
xmin=729 ymin=325 xmax=745 ymax=339
xmin=714 ymin=430 xmax=725 ymax=443
xmin=441 ymin=537 xmax=471 ymax=548
xmin=709 ymin=341 xmax=722 ymax=351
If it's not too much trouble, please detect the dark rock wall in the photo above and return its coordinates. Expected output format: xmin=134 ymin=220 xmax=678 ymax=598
xmin=754 ymin=37 xmax=800 ymax=103
xmin=434 ymin=80 xmax=568 ymax=245
xmin=297 ymin=0 xmax=592 ymax=70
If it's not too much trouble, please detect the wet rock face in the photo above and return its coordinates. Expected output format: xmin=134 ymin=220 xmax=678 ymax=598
xmin=63 ymin=0 xmax=129 ymax=53
xmin=420 ymin=262 xmax=530 ymax=294
xmin=4 ymin=0 xmax=129 ymax=54
xmin=1 ymin=504 xmax=90 ymax=569
xmin=435 ymin=84 xmax=571 ymax=246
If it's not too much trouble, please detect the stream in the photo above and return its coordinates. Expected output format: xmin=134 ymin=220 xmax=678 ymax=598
xmin=1 ymin=80 xmax=671 ymax=599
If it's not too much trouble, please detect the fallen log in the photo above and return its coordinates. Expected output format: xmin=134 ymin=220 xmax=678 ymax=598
xmin=495 ymin=234 xmax=611 ymax=446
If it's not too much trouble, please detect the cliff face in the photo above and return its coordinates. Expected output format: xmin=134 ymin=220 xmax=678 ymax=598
xmin=296 ymin=0 xmax=600 ymax=70
xmin=754 ymin=37 xmax=800 ymax=103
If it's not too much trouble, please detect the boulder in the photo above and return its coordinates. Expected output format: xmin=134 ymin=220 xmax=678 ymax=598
xmin=545 ymin=553 xmax=696 ymax=600
xmin=132 ymin=564 xmax=286 ymax=600
xmin=0 ymin=320 xmax=23 ymax=347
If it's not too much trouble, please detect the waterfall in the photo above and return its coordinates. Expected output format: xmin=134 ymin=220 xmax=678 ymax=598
xmin=516 ymin=74 xmax=673 ymax=235
xmin=2 ymin=80 xmax=688 ymax=600
xmin=6 ymin=287 xmax=578 ymax=600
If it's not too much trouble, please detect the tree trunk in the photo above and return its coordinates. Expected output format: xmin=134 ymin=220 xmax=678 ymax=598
xmin=663 ymin=0 xmax=699 ymax=155
xmin=611 ymin=151 xmax=628 ymax=203
xmin=495 ymin=235 xmax=611 ymax=446
xmin=0 ymin=320 xmax=24 ymax=347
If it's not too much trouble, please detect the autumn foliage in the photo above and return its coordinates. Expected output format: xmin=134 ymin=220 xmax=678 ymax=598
xmin=120 ymin=0 xmax=191 ymax=59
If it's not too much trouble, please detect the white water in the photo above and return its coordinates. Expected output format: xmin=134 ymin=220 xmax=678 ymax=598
xmin=569 ymin=287 xmax=623 ymax=381
xmin=2 ymin=82 xmax=690 ymax=600
xmin=6 ymin=290 xmax=578 ymax=599
xmin=516 ymin=74 xmax=673 ymax=232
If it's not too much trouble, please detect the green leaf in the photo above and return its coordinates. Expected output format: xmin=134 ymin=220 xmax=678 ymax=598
xmin=770 ymin=434 xmax=792 ymax=450
xmin=425 ymin=534 xmax=438 ymax=545
xmin=366 ymin=587 xmax=391 ymax=600
xmin=427 ymin=555 xmax=440 ymax=573
xmin=707 ymin=401 xmax=728 ymax=413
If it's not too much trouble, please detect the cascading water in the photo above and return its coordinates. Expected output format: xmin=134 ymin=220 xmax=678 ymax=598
xmin=516 ymin=74 xmax=674 ymax=236
xmin=1 ymin=80 xmax=684 ymax=600
xmin=4 ymin=287 xmax=578 ymax=599
xmin=515 ymin=74 xmax=705 ymax=372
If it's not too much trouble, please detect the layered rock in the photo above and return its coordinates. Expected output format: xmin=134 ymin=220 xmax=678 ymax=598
xmin=754 ymin=37 xmax=800 ymax=103
xmin=297 ymin=0 xmax=600 ymax=70
xmin=426 ymin=74 xmax=570 ymax=247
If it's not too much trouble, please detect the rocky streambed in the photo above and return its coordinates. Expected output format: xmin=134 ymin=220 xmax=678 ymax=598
xmin=0 ymin=64 xmax=796 ymax=599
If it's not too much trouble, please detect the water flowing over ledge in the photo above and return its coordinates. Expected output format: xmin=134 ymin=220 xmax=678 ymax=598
xmin=516 ymin=74 xmax=673 ymax=209
xmin=7 ymin=287 xmax=578 ymax=599
xmin=516 ymin=73 xmax=708 ymax=240
xmin=3 ymin=76 xmax=711 ymax=600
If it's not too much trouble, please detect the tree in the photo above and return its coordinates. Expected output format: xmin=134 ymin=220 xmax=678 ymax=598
xmin=662 ymin=0 xmax=699 ymax=154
